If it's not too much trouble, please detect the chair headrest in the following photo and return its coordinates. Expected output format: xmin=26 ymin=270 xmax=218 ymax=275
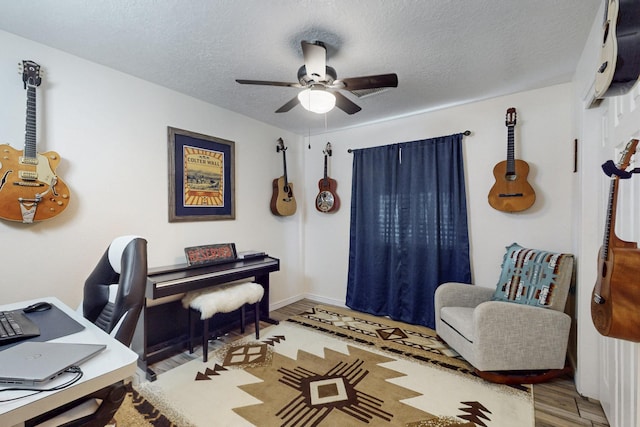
xmin=108 ymin=235 xmax=143 ymax=274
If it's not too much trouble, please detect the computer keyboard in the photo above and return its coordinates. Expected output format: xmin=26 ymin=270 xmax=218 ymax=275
xmin=0 ymin=310 xmax=40 ymax=344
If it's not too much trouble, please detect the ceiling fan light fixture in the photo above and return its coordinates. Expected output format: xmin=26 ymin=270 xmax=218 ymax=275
xmin=298 ymin=88 xmax=336 ymax=114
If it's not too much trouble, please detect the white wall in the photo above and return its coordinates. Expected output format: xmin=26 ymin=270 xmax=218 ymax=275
xmin=570 ymin=1 xmax=605 ymax=402
xmin=0 ymin=30 xmax=305 ymax=309
xmin=303 ymin=84 xmax=575 ymax=305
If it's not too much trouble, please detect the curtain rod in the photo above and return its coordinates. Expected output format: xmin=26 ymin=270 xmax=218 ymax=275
xmin=347 ymin=130 xmax=471 ymax=153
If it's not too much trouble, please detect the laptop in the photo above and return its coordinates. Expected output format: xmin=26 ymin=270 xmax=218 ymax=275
xmin=0 ymin=341 xmax=106 ymax=386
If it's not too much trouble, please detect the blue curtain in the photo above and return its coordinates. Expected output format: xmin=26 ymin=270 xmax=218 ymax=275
xmin=346 ymin=133 xmax=471 ymax=328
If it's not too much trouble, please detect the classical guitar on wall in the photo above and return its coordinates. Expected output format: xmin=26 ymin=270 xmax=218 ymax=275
xmin=0 ymin=60 xmax=70 ymax=223
xmin=270 ymin=138 xmax=296 ymax=216
xmin=488 ymin=107 xmax=536 ymax=213
xmin=591 ymin=139 xmax=640 ymax=342
xmin=315 ymin=142 xmax=340 ymax=213
xmin=594 ymin=0 xmax=640 ymax=99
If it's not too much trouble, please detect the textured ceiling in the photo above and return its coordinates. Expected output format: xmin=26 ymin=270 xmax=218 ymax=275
xmin=0 ymin=0 xmax=601 ymax=136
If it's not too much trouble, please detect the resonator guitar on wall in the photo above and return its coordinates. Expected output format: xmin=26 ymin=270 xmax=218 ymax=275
xmin=315 ymin=142 xmax=340 ymax=213
xmin=0 ymin=60 xmax=70 ymax=223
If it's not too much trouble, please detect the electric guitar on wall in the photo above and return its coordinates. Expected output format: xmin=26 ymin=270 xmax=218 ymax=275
xmin=0 ymin=60 xmax=70 ymax=223
xmin=594 ymin=0 xmax=640 ymax=99
xmin=315 ymin=142 xmax=340 ymax=213
xmin=270 ymin=138 xmax=296 ymax=216
xmin=591 ymin=139 xmax=640 ymax=342
xmin=488 ymin=107 xmax=536 ymax=213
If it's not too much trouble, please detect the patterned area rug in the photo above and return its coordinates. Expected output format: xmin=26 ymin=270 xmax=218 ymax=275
xmin=113 ymin=383 xmax=180 ymax=427
xmin=130 ymin=307 xmax=534 ymax=427
xmin=288 ymin=305 xmax=477 ymax=379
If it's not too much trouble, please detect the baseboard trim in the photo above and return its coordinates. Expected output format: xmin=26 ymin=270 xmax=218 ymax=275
xmin=269 ymin=293 xmax=345 ymax=311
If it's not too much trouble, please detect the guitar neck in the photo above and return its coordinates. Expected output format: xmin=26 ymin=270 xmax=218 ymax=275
xmin=506 ymin=125 xmax=515 ymax=175
xmin=25 ymin=85 xmax=37 ymax=159
xmin=602 ymin=139 xmax=639 ymax=258
xmin=323 ymin=154 xmax=328 ymax=181
xmin=601 ymin=178 xmax=617 ymax=260
xmin=282 ymin=149 xmax=289 ymax=186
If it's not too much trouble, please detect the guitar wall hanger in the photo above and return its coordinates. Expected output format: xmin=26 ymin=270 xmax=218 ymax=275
xmin=602 ymin=159 xmax=640 ymax=179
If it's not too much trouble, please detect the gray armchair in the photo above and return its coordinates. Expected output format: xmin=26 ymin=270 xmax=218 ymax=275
xmin=434 ymin=244 xmax=574 ymax=378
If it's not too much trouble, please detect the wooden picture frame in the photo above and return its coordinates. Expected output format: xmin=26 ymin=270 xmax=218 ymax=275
xmin=168 ymin=127 xmax=235 ymax=222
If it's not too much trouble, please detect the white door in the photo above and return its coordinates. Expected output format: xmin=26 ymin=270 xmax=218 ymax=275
xmin=595 ymin=89 xmax=640 ymax=427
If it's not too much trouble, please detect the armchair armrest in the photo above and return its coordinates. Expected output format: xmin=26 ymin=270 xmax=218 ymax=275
xmin=473 ymin=301 xmax=571 ymax=371
xmin=434 ymin=283 xmax=495 ymax=335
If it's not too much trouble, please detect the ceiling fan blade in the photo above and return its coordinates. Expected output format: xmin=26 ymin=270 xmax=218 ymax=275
xmin=275 ymin=96 xmax=300 ymax=113
xmin=337 ymin=73 xmax=398 ymax=91
xmin=236 ymin=79 xmax=302 ymax=88
xmin=301 ymin=41 xmax=326 ymax=82
xmin=333 ymin=91 xmax=361 ymax=115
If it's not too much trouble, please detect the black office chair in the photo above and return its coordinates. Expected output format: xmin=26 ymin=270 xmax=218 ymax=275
xmin=82 ymin=235 xmax=148 ymax=345
xmin=26 ymin=236 xmax=148 ymax=427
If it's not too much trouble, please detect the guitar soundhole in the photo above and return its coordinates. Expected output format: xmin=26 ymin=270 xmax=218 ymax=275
xmin=506 ymin=173 xmax=517 ymax=182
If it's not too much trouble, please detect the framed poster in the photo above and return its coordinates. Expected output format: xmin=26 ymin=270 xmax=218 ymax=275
xmin=168 ymin=127 xmax=235 ymax=222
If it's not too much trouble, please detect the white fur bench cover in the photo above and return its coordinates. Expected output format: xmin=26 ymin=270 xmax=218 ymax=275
xmin=181 ymin=282 xmax=264 ymax=320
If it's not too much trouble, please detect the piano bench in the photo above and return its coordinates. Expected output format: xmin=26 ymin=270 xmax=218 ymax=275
xmin=181 ymin=282 xmax=264 ymax=362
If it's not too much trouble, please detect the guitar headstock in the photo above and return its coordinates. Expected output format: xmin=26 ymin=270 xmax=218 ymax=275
xmin=505 ymin=107 xmax=517 ymax=127
xmin=19 ymin=60 xmax=42 ymax=89
xmin=618 ymin=139 xmax=639 ymax=168
xmin=323 ymin=142 xmax=332 ymax=157
xmin=276 ymin=137 xmax=287 ymax=153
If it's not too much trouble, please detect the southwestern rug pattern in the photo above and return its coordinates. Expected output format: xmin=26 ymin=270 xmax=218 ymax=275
xmin=113 ymin=383 xmax=180 ymax=427
xmin=133 ymin=308 xmax=534 ymax=427
xmin=287 ymin=305 xmax=477 ymax=379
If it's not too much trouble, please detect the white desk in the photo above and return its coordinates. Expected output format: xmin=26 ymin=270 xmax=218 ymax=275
xmin=0 ymin=297 xmax=138 ymax=427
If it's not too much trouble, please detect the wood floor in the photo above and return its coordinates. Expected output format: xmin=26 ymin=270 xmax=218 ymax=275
xmin=148 ymin=299 xmax=609 ymax=427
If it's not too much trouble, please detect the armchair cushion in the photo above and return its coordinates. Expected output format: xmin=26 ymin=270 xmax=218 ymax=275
xmin=440 ymin=306 xmax=475 ymax=342
xmin=491 ymin=243 xmax=573 ymax=310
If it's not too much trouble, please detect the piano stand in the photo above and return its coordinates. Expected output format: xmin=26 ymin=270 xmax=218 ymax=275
xmin=131 ymin=256 xmax=280 ymax=380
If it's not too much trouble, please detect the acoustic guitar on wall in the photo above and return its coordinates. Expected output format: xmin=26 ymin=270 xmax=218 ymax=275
xmin=270 ymin=138 xmax=296 ymax=216
xmin=591 ymin=139 xmax=640 ymax=342
xmin=488 ymin=107 xmax=535 ymax=213
xmin=315 ymin=142 xmax=340 ymax=213
xmin=0 ymin=60 xmax=70 ymax=223
xmin=594 ymin=0 xmax=640 ymax=99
